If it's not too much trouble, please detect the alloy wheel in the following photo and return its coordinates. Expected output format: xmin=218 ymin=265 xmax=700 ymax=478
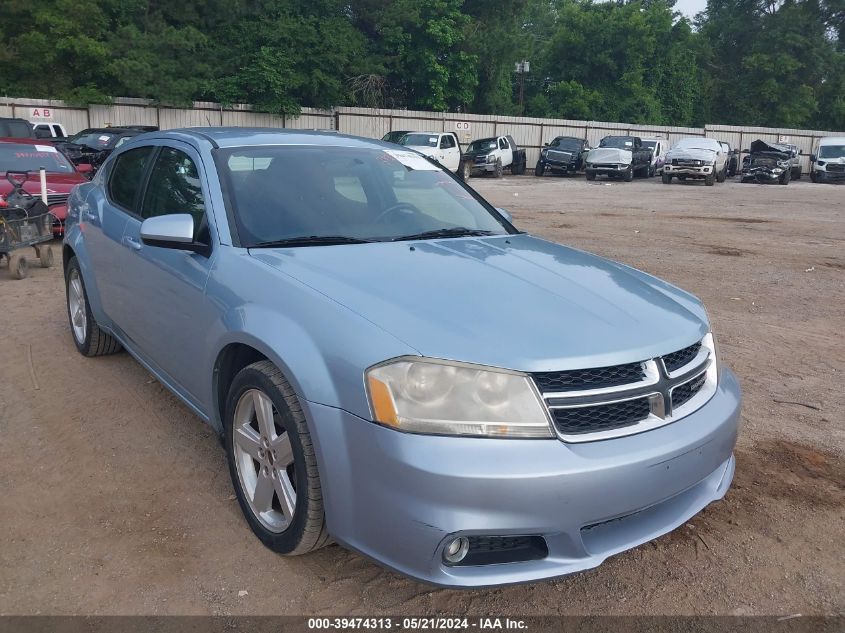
xmin=232 ymin=389 xmax=297 ymax=533
xmin=68 ymin=269 xmax=88 ymax=344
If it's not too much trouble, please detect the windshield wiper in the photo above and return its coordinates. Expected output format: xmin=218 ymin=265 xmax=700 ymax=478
xmin=250 ymin=235 xmax=374 ymax=248
xmin=390 ymin=227 xmax=496 ymax=242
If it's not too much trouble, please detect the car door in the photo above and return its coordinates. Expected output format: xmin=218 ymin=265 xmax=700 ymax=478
xmin=498 ymin=137 xmax=513 ymax=167
xmin=87 ymin=145 xmax=155 ymax=327
xmin=118 ymin=143 xmax=219 ymax=405
xmin=439 ymin=134 xmax=460 ymax=172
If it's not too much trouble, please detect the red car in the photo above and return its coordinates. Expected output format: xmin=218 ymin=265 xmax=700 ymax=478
xmin=0 ymin=138 xmax=92 ymax=236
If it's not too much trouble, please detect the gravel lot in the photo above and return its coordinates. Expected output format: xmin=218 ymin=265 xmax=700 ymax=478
xmin=0 ymin=176 xmax=842 ymax=616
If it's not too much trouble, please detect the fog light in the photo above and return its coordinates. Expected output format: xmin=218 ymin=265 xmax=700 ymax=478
xmin=443 ymin=537 xmax=469 ymax=564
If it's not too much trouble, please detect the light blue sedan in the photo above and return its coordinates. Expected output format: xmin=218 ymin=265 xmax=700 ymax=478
xmin=63 ymin=128 xmax=741 ymax=587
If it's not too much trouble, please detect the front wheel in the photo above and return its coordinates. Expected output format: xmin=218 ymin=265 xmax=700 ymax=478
xmin=494 ymin=159 xmax=503 ymax=178
xmin=586 ymin=170 xmax=596 ymax=181
xmin=810 ymin=171 xmax=818 ymax=183
xmin=534 ymin=162 xmax=545 ymax=177
xmin=717 ymin=167 xmax=726 ymax=183
xmin=624 ymin=166 xmax=633 ymax=182
xmin=225 ymin=361 xmax=330 ymax=555
xmin=704 ymin=173 xmax=716 ymax=186
xmin=780 ymin=169 xmax=791 ymax=185
xmin=662 ymin=172 xmax=672 ymax=184
xmin=65 ymin=256 xmax=122 ymax=356
xmin=460 ymin=161 xmax=471 ymax=181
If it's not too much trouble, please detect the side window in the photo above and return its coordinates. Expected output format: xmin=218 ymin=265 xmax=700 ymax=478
xmin=499 ymin=137 xmax=509 ymax=150
xmin=440 ymin=135 xmax=455 ymax=149
xmin=34 ymin=124 xmax=52 ymax=139
xmin=108 ymin=147 xmax=154 ymax=212
xmin=141 ymin=147 xmax=207 ymax=241
xmin=52 ymin=125 xmax=66 ymax=138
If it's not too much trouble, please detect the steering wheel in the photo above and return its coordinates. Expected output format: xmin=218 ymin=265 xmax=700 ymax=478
xmin=374 ymin=202 xmax=421 ymax=225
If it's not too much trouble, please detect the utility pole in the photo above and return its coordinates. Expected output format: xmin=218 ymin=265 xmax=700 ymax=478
xmin=515 ymin=61 xmax=530 ymax=116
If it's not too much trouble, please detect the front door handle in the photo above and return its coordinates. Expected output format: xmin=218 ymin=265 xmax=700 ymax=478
xmin=123 ymin=235 xmax=142 ymax=251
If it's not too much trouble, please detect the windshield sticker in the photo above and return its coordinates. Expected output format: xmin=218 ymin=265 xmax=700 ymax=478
xmin=429 ymin=137 xmax=437 ymax=143
xmin=383 ymin=150 xmax=440 ymax=171
xmin=34 ymin=145 xmax=58 ymax=152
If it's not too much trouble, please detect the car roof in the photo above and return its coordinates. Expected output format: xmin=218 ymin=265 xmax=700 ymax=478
xmin=819 ymin=136 xmax=845 ymax=144
xmin=132 ymin=127 xmax=395 ymax=150
xmin=0 ymin=137 xmax=49 ymax=145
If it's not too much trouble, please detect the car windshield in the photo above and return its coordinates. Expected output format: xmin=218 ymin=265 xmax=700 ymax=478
xmin=382 ymin=131 xmax=409 ymax=143
xmin=400 ymin=134 xmax=439 ymax=148
xmin=0 ymin=143 xmax=76 ymax=173
xmin=220 ymin=146 xmax=512 ymax=246
xmin=641 ymin=141 xmax=658 ymax=150
xmin=68 ymin=131 xmax=119 ymax=149
xmin=819 ymin=145 xmax=845 ymax=159
xmin=549 ymin=138 xmax=581 ymax=150
xmin=468 ymin=139 xmax=497 ymax=152
xmin=600 ymin=137 xmax=633 ymax=149
xmin=673 ymin=138 xmax=717 ymax=152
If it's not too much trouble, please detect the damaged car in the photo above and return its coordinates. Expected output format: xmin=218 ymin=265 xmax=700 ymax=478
xmin=663 ymin=138 xmax=727 ymax=186
xmin=740 ymin=140 xmax=793 ymax=185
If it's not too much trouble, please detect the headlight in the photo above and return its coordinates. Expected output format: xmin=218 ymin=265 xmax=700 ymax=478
xmin=486 ymin=154 xmax=496 ymax=163
xmin=366 ymin=357 xmax=553 ymax=438
xmin=772 ymin=167 xmax=783 ymax=174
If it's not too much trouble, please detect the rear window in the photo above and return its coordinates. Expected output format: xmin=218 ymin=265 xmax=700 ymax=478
xmin=0 ymin=143 xmax=75 ymax=173
xmin=0 ymin=119 xmax=34 ymax=138
xmin=108 ymin=147 xmax=153 ymax=211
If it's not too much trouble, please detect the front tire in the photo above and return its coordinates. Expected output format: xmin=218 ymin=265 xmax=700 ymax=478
xmin=780 ymin=169 xmax=791 ymax=185
xmin=624 ymin=166 xmax=633 ymax=182
xmin=662 ymin=172 xmax=672 ymax=184
xmin=705 ymin=173 xmax=716 ymax=186
xmin=65 ymin=256 xmax=122 ymax=356
xmin=225 ymin=361 xmax=330 ymax=555
xmin=460 ymin=161 xmax=471 ymax=181
xmin=534 ymin=162 xmax=545 ymax=177
xmin=586 ymin=170 xmax=596 ymax=181
xmin=494 ymin=159 xmax=503 ymax=178
xmin=716 ymin=166 xmax=726 ymax=183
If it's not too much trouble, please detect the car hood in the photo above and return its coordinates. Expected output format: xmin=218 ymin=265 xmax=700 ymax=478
xmin=749 ymin=140 xmax=791 ymax=159
xmin=403 ymin=145 xmax=438 ymax=158
xmin=250 ymin=234 xmax=708 ymax=371
xmin=666 ymin=148 xmax=716 ymax=162
xmin=0 ymin=172 xmax=84 ymax=195
xmin=587 ymin=147 xmax=632 ymax=164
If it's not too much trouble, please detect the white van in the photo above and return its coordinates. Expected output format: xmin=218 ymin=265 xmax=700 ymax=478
xmin=641 ymin=137 xmax=668 ymax=175
xmin=810 ymin=137 xmax=845 ymax=183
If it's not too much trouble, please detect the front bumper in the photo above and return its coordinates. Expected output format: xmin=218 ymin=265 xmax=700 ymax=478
xmin=540 ymin=159 xmax=578 ymax=172
xmin=665 ymin=164 xmax=713 ymax=178
xmin=586 ymin=164 xmax=630 ymax=175
xmin=813 ymin=169 xmax=845 ymax=182
xmin=304 ymin=368 xmax=741 ymax=587
xmin=740 ymin=170 xmax=782 ymax=183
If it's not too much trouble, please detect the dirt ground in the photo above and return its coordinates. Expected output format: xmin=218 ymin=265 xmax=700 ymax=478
xmin=0 ymin=176 xmax=842 ymax=616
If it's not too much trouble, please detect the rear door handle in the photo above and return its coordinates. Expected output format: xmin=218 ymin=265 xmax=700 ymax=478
xmin=123 ymin=235 xmax=142 ymax=251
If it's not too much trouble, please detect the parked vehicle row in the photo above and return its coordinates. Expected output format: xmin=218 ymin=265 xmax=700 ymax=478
xmin=375 ymin=127 xmax=844 ymax=186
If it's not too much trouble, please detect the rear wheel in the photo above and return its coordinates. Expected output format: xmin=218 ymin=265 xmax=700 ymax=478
xmin=534 ymin=162 xmax=545 ymax=177
xmin=225 ymin=361 xmax=330 ymax=555
xmin=65 ymin=256 xmax=122 ymax=356
xmin=9 ymin=252 xmax=28 ymax=279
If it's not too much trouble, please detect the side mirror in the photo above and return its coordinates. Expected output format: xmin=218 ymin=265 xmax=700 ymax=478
xmin=140 ymin=214 xmax=209 ymax=255
xmin=544 ymin=142 xmax=549 ymax=147
xmin=810 ymin=154 xmax=817 ymax=162
xmin=495 ymin=207 xmax=514 ymax=224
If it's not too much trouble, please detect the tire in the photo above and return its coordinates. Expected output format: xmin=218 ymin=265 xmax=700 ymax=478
xmin=662 ymin=172 xmax=672 ymax=184
xmin=38 ymin=245 xmax=54 ymax=268
xmin=624 ymin=166 xmax=633 ymax=182
xmin=810 ymin=171 xmax=818 ymax=183
xmin=716 ymin=166 xmax=726 ymax=183
xmin=224 ymin=360 xmax=330 ymax=555
xmin=65 ymin=256 xmax=122 ymax=356
xmin=494 ymin=159 xmax=503 ymax=178
xmin=586 ymin=170 xmax=596 ymax=181
xmin=795 ymin=166 xmax=802 ymax=180
xmin=534 ymin=162 xmax=545 ymax=177
xmin=704 ymin=173 xmax=715 ymax=186
xmin=9 ymin=252 xmax=28 ymax=279
xmin=648 ymin=163 xmax=655 ymax=178
xmin=780 ymin=169 xmax=791 ymax=185
xmin=460 ymin=161 xmax=471 ymax=181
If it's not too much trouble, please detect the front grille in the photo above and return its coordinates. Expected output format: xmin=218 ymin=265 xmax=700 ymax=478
xmin=827 ymin=164 xmax=845 ymax=172
xmin=46 ymin=193 xmax=69 ymax=206
xmin=671 ymin=372 xmax=707 ymax=409
xmin=533 ymin=362 xmax=645 ymax=393
xmin=594 ymin=163 xmax=617 ymax=169
xmin=546 ymin=150 xmax=572 ymax=162
xmin=662 ymin=342 xmax=701 ymax=372
xmin=551 ymin=398 xmax=651 ymax=435
xmin=673 ymin=159 xmax=701 ymax=167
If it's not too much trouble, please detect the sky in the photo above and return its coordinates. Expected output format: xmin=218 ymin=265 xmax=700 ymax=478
xmin=674 ymin=0 xmax=707 ymax=19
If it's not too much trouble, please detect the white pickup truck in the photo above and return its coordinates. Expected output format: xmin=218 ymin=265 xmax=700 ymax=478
xmin=461 ymin=135 xmax=527 ymax=179
xmin=31 ymin=122 xmax=69 ymax=139
xmin=398 ymin=132 xmax=462 ymax=172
